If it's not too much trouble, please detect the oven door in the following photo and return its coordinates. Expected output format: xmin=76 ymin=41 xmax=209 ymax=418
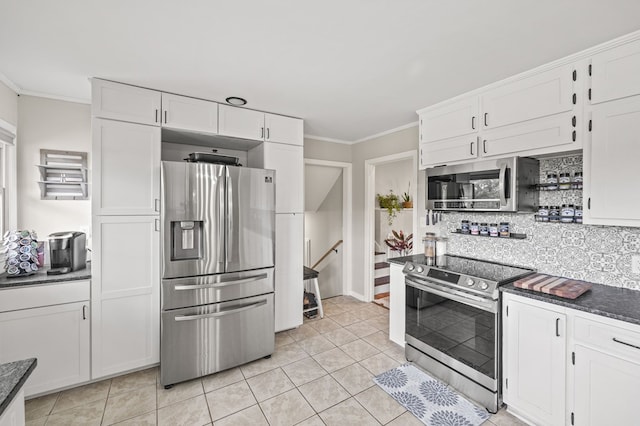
xmin=405 ymin=276 xmax=499 ymax=391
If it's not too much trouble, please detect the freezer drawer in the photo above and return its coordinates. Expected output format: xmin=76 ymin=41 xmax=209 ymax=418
xmin=160 ymin=293 xmax=274 ymax=386
xmin=161 ymin=268 xmax=273 ymax=311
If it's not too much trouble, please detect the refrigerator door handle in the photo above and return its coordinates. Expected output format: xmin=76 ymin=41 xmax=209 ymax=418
xmin=174 ymin=299 xmax=268 ymax=321
xmin=173 ymin=273 xmax=268 ymax=291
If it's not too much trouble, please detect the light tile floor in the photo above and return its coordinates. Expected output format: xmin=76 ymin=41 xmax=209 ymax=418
xmin=24 ymin=296 xmax=526 ymax=425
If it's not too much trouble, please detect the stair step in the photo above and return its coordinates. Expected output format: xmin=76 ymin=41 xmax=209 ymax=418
xmin=375 ymin=276 xmax=390 ymax=286
xmin=375 ymin=262 xmax=390 ymax=270
xmin=374 ymin=292 xmax=390 ymax=299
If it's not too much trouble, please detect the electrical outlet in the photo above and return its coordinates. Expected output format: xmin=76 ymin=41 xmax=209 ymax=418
xmin=632 ymin=255 xmax=640 ymax=274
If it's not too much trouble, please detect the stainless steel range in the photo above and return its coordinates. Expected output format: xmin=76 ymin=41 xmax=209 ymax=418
xmin=403 ymin=255 xmax=534 ymax=413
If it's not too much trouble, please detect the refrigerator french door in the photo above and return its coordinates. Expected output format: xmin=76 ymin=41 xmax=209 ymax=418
xmin=160 ymin=161 xmax=275 ymax=387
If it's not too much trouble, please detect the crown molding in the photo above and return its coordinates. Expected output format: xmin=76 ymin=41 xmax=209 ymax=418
xmin=353 ymin=121 xmax=418 ymax=144
xmin=19 ymin=90 xmax=90 ymax=105
xmin=0 ymin=72 xmax=21 ymax=93
xmin=304 ymin=134 xmax=354 ymax=145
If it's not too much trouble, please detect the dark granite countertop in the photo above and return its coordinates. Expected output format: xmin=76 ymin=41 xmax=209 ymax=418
xmin=0 ymin=358 xmax=37 ymax=418
xmin=0 ymin=262 xmax=91 ymax=290
xmin=501 ymin=282 xmax=640 ymax=326
xmin=387 ymin=254 xmax=426 ymax=265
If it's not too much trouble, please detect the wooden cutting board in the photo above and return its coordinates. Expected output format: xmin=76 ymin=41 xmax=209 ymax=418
xmin=513 ymin=273 xmax=592 ymax=299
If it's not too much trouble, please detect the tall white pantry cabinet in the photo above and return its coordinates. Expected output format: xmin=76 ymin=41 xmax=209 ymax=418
xmin=91 ymin=80 xmax=161 ymax=378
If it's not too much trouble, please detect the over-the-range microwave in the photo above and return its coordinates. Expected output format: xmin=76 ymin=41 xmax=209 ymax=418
xmin=426 ymin=157 xmax=539 ymax=212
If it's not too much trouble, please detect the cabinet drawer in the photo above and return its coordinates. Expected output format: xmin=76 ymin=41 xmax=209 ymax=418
xmin=0 ymin=280 xmax=90 ymax=313
xmin=574 ymin=315 xmax=640 ymax=361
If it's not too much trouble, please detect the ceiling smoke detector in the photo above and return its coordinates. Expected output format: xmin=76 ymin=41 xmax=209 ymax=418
xmin=225 ymin=96 xmax=247 ymax=106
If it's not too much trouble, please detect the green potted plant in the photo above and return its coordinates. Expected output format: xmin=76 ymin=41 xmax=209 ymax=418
xmin=402 ymin=183 xmax=413 ymax=208
xmin=377 ymin=191 xmax=402 ymax=225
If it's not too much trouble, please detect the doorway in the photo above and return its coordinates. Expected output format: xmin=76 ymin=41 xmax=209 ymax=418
xmin=364 ymin=151 xmax=418 ymax=304
xmin=303 ymin=159 xmax=352 ymax=299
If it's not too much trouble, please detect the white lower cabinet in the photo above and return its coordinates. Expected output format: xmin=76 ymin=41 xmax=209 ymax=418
xmin=502 ymin=294 xmax=566 ymax=426
xmin=0 ymin=287 xmax=90 ymax=397
xmin=274 ymin=213 xmax=303 ymax=332
xmin=573 ymin=344 xmax=640 ymax=425
xmin=504 ymin=293 xmax=640 ymax=426
xmin=92 ymin=215 xmax=160 ymax=378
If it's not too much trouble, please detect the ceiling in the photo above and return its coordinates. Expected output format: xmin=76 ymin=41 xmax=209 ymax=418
xmin=2 ymin=1 xmax=640 ymax=143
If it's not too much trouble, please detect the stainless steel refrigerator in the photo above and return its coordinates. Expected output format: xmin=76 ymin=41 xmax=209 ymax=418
xmin=160 ymin=161 xmax=275 ymax=387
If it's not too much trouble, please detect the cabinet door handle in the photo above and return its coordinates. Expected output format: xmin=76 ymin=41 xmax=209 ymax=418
xmin=572 ymin=116 xmax=576 ymax=127
xmin=261 ymin=127 xmax=264 ymax=139
xmin=82 ymin=305 xmax=88 ymax=320
xmin=154 ymin=199 xmax=160 ymax=212
xmin=572 ymin=93 xmax=577 ymax=105
xmin=470 ymin=141 xmax=474 ymax=156
xmin=155 ymin=109 xmax=159 ymax=123
xmin=164 ymin=110 xmax=168 ymax=124
xmin=613 ymin=337 xmax=640 ymax=351
xmin=483 ymin=139 xmax=487 ymax=154
xmin=572 ymin=130 xmax=577 ymax=142
xmin=555 ymin=318 xmax=560 ymax=336
xmin=588 ymin=197 xmax=591 ymax=210
xmin=266 ymin=128 xmax=270 ymax=140
xmin=471 ymin=116 xmax=475 ymax=130
xmin=155 ymin=218 xmax=160 ymax=232
xmin=484 ymin=113 xmax=488 ymax=127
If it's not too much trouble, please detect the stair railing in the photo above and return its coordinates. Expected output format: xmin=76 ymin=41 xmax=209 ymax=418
xmin=311 ymin=239 xmax=344 ymax=270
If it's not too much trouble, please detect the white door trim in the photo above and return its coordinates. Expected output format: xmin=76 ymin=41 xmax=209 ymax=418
xmin=303 ymin=158 xmax=353 ymax=298
xmin=364 ymin=150 xmax=418 ymax=302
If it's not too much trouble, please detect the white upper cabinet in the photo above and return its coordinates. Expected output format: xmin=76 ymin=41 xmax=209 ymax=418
xmin=265 ymin=113 xmax=303 ymax=146
xmin=481 ymin=112 xmax=576 ymax=158
xmin=418 ymin=64 xmax=579 ymax=168
xmin=480 ymin=64 xmax=576 ymax=130
xmin=218 ymin=104 xmax=265 ymax=141
xmin=584 ymin=96 xmax=640 ymax=227
xmin=92 ymin=79 xmax=161 ymax=126
xmin=92 ymin=119 xmax=161 ymax=216
xmin=161 ymin=93 xmax=218 ymax=134
xmin=590 ymin=38 xmax=640 ymax=104
xmin=420 ymin=134 xmax=478 ymax=168
xmin=263 ymin=142 xmax=304 ymax=213
xmin=419 ymin=96 xmax=479 ymax=143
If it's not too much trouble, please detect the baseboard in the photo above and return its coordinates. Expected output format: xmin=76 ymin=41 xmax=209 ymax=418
xmin=349 ymin=290 xmax=366 ymax=301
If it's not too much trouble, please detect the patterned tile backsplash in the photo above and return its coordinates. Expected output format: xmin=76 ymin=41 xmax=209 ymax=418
xmin=435 ymin=155 xmax=640 ymax=290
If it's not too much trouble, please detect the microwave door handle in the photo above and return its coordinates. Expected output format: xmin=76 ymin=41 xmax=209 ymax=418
xmin=499 ymin=163 xmax=508 ymax=206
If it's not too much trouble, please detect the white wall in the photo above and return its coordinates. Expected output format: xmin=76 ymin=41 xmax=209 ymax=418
xmin=0 ymin=81 xmax=18 ymax=231
xmin=375 ymin=159 xmax=412 ymax=202
xmin=375 ymin=158 xmax=413 ymax=250
xmin=0 ymin=81 xmax=18 ymax=127
xmin=17 ymin=96 xmax=91 ymax=244
xmin=351 ymin=126 xmax=421 ymax=298
xmin=305 ymin=172 xmax=343 ymax=298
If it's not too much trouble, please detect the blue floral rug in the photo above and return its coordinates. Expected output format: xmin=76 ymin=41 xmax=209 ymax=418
xmin=374 ymin=364 xmax=491 ymax=425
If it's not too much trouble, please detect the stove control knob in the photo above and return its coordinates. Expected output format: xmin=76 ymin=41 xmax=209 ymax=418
xmin=406 ymin=263 xmax=415 ymax=271
xmin=466 ymin=278 xmax=475 ymax=287
xmin=416 ymin=266 xmax=424 ymax=273
xmin=478 ymin=281 xmax=489 ymax=290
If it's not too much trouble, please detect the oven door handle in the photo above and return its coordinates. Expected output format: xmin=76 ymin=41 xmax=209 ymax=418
xmin=174 ymin=299 xmax=268 ymax=321
xmin=499 ymin=162 xmax=508 ymax=206
xmin=406 ymin=277 xmax=497 ymax=313
xmin=173 ymin=273 xmax=268 ymax=291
